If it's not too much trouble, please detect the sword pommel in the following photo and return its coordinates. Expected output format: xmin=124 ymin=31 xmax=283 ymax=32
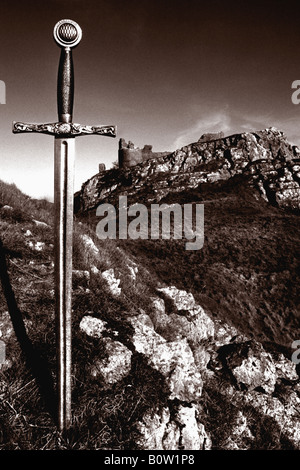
xmin=54 ymin=20 xmax=82 ymax=124
xmin=53 ymin=19 xmax=82 ymax=49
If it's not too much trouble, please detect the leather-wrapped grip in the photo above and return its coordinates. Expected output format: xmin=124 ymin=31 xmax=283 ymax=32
xmin=57 ymin=48 xmax=74 ymax=124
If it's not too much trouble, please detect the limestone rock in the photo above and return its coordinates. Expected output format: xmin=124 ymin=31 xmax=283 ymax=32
xmin=154 ymin=339 xmax=202 ymax=401
xmin=72 ymin=270 xmax=90 ymax=288
xmin=102 ymin=268 xmax=121 ymax=296
xmin=192 ymin=344 xmax=211 ymax=370
xmin=136 ymin=406 xmax=211 ymax=450
xmin=91 ymin=265 xmax=100 ymax=274
xmin=176 ymin=404 xmax=211 ymax=450
xmin=157 ymin=286 xmax=215 ymax=342
xmin=90 ymin=337 xmax=132 ymax=385
xmin=0 ymin=311 xmax=14 ymax=341
xmin=136 ymin=408 xmax=172 ymax=450
xmin=26 ymin=240 xmax=45 ymax=251
xmin=161 ymin=422 xmax=182 ymax=451
xmin=80 ymin=234 xmax=99 ymax=256
xmin=0 ymin=312 xmax=31 ymax=370
xmin=0 ymin=339 xmax=10 ymax=370
xmin=150 ymin=297 xmax=171 ymax=332
xmin=32 ymin=219 xmax=49 ymax=228
xmin=130 ymin=313 xmax=202 ymax=401
xmin=130 ymin=313 xmax=165 ymax=357
xmin=243 ymin=391 xmax=300 ymax=448
xmin=73 ymin=269 xmax=90 ymax=279
xmin=127 ymin=263 xmax=138 ymax=281
xmin=219 ymin=340 xmax=277 ymax=393
xmin=158 ymin=286 xmax=196 ymax=311
xmin=198 ymin=131 xmax=224 ymax=142
xmin=214 ymin=320 xmax=241 ymax=347
xmin=98 ymin=163 xmax=106 ymax=172
xmin=151 ymin=297 xmax=165 ymax=316
xmin=274 ymin=353 xmax=299 ymax=381
xmin=218 ymin=408 xmax=254 ymax=450
xmin=79 ymin=315 xmax=107 ymax=338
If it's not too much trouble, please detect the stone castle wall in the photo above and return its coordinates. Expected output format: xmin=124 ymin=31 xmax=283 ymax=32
xmin=198 ymin=131 xmax=224 ymax=142
xmin=118 ymin=138 xmax=171 ymax=168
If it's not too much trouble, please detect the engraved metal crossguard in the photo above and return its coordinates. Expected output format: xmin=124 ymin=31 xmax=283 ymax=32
xmin=13 ymin=19 xmax=116 ymax=432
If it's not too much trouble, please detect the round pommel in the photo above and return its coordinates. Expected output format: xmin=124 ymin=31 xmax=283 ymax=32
xmin=53 ymin=19 xmax=82 ymax=48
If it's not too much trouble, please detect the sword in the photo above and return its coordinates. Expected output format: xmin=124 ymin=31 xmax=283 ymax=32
xmin=12 ymin=19 xmax=116 ymax=432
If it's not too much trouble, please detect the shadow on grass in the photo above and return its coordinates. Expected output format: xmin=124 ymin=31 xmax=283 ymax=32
xmin=0 ymin=238 xmax=57 ymax=424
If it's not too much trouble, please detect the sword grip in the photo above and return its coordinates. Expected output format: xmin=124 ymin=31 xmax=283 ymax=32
xmin=57 ymin=48 xmax=74 ymax=123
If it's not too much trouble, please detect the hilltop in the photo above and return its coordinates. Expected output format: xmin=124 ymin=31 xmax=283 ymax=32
xmin=74 ymin=128 xmax=300 ymax=353
xmin=75 ymin=127 xmax=300 ymax=213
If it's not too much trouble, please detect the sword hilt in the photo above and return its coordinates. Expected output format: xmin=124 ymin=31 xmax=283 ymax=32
xmin=12 ymin=121 xmax=116 ymax=137
xmin=13 ymin=18 xmax=117 ymax=139
xmin=53 ymin=20 xmax=82 ymax=123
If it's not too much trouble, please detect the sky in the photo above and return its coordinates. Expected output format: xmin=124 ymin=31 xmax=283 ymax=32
xmin=1 ymin=0 xmax=300 ymax=200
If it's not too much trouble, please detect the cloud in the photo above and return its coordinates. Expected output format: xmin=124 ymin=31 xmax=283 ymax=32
xmin=270 ymin=116 xmax=300 ymax=147
xmin=238 ymin=111 xmax=300 ymax=147
xmin=173 ymin=111 xmax=232 ymax=149
xmin=172 ymin=107 xmax=300 ymax=151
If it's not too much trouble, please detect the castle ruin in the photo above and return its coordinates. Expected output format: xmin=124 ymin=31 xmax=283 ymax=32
xmin=198 ymin=131 xmax=224 ymax=142
xmin=98 ymin=133 xmax=225 ymax=172
xmin=118 ymin=138 xmax=171 ymax=169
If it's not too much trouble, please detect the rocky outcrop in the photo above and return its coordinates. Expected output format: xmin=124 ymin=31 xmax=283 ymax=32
xmin=74 ymin=127 xmax=300 ymax=213
xmin=217 ymin=339 xmax=298 ymax=393
xmin=89 ymin=337 xmax=132 ymax=385
xmin=77 ymin=272 xmax=300 ymax=450
xmin=130 ymin=313 xmax=203 ymax=402
xmin=2 ymin=173 xmax=298 ymax=450
xmin=136 ymin=405 xmax=211 ymax=450
xmin=1 ymin=194 xmax=299 ymax=450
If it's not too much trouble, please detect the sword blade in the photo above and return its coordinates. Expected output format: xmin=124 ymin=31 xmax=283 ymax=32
xmin=54 ymin=136 xmax=75 ymax=431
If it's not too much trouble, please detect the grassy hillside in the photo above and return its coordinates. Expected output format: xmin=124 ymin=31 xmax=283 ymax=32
xmin=81 ymin=175 xmax=300 ymax=356
xmin=0 ymin=177 xmax=299 ymax=450
xmin=0 ymin=180 xmax=165 ymax=450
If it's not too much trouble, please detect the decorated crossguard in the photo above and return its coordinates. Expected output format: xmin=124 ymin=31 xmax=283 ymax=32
xmin=13 ymin=20 xmax=116 ymax=432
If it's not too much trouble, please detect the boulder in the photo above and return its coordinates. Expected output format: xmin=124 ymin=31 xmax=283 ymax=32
xmin=90 ymin=337 xmax=132 ymax=385
xmin=80 ymin=234 xmax=99 ymax=256
xmin=102 ymin=268 xmax=121 ymax=296
xmin=218 ymin=340 xmax=277 ymax=393
xmin=130 ymin=313 xmax=202 ymax=401
xmin=136 ymin=406 xmax=211 ymax=450
xmin=157 ymin=286 xmax=215 ymax=342
xmin=0 ymin=311 xmax=14 ymax=341
xmin=176 ymin=404 xmax=211 ymax=450
xmin=79 ymin=315 xmax=107 ymax=338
